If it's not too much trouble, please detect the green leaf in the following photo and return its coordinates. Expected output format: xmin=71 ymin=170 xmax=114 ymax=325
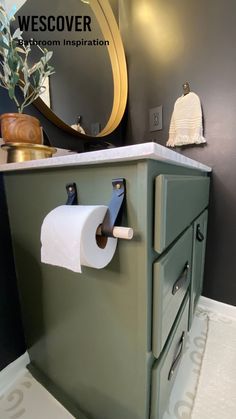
xmin=22 ymin=67 xmax=29 ymax=86
xmin=44 ymin=70 xmax=55 ymax=77
xmin=15 ymin=47 xmax=26 ymax=54
xmin=40 ymin=56 xmax=46 ymax=66
xmin=12 ymin=72 xmax=19 ymax=84
xmin=34 ymin=69 xmax=41 ymax=86
xmin=23 ymin=81 xmax=30 ymax=98
xmin=8 ymin=87 xmax=14 ymax=99
xmin=8 ymin=55 xmax=18 ymax=72
xmin=45 ymin=51 xmax=53 ymax=61
xmin=12 ymin=28 xmax=23 ymax=39
xmin=0 ymin=9 xmax=8 ymax=28
xmin=1 ymin=35 xmax=9 ymax=46
xmin=3 ymin=62 xmax=11 ymax=78
xmin=28 ymin=62 xmax=41 ymax=75
xmin=0 ymin=39 xmax=9 ymax=50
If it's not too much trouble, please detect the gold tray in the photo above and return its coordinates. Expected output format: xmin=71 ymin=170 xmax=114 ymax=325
xmin=1 ymin=142 xmax=57 ymax=163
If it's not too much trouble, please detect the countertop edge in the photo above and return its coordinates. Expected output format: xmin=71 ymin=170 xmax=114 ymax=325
xmin=0 ymin=142 xmax=212 ymax=173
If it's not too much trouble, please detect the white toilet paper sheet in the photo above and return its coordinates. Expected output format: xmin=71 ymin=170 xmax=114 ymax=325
xmin=40 ymin=205 xmax=118 ymax=273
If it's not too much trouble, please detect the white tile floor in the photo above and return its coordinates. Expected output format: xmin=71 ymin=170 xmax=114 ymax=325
xmin=191 ymin=310 xmax=236 ymax=419
xmin=164 ymin=301 xmax=236 ymax=419
xmin=0 ymin=369 xmax=73 ymax=419
xmin=0 ymin=300 xmax=235 ymax=419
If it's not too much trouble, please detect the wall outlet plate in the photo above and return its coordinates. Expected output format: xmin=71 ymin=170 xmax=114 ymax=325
xmin=149 ymin=106 xmax=163 ymax=131
xmin=91 ymin=122 xmax=101 ymax=136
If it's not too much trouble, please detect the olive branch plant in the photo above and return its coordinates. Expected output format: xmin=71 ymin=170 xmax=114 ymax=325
xmin=0 ymin=5 xmax=55 ymax=113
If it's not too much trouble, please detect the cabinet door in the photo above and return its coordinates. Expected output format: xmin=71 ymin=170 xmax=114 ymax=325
xmin=154 ymin=175 xmax=210 ymax=253
xmin=189 ymin=210 xmax=208 ymax=327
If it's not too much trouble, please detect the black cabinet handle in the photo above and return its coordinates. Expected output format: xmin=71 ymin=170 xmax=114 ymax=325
xmin=168 ymin=331 xmax=185 ymax=381
xmin=172 ymin=262 xmax=189 ymax=295
xmin=196 ymin=224 xmax=204 ymax=242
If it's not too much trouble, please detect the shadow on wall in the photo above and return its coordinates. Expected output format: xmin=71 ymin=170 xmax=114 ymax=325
xmin=0 ymin=175 xmax=26 ymax=371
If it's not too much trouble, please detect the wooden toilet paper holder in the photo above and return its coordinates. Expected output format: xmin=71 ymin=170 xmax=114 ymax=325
xmin=65 ymin=179 xmax=133 ymax=240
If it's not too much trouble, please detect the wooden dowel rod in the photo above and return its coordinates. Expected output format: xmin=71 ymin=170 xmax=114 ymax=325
xmin=96 ymin=225 xmax=133 ymax=240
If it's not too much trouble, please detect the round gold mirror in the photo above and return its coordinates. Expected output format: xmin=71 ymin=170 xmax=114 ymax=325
xmin=15 ymin=0 xmax=128 ymax=138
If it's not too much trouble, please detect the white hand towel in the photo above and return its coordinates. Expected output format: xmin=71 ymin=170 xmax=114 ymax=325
xmin=166 ymin=92 xmax=206 ymax=147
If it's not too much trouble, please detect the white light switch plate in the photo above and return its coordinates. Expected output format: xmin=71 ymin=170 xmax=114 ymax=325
xmin=149 ymin=106 xmax=163 ymax=131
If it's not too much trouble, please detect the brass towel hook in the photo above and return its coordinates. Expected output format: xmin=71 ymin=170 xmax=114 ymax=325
xmin=182 ymin=82 xmax=190 ymax=95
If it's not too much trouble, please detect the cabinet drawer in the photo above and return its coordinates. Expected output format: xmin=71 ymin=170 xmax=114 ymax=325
xmin=189 ymin=210 xmax=208 ymax=327
xmin=154 ymin=175 xmax=210 ymax=253
xmin=150 ymin=295 xmax=189 ymax=419
xmin=152 ymin=227 xmax=192 ymax=358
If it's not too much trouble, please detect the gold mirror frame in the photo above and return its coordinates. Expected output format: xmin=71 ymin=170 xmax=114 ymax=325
xmin=33 ymin=0 xmax=128 ymax=138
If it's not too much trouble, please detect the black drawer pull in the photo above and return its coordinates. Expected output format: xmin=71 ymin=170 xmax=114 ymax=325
xmin=172 ymin=262 xmax=189 ymax=295
xmin=168 ymin=331 xmax=185 ymax=381
xmin=196 ymin=224 xmax=204 ymax=242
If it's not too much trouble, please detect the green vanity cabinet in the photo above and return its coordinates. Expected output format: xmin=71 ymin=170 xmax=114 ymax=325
xmin=3 ymin=155 xmax=210 ymax=419
xmin=189 ymin=210 xmax=208 ymax=327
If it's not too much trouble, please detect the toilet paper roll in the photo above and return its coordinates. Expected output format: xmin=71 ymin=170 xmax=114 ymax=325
xmin=41 ymin=205 xmax=117 ymax=273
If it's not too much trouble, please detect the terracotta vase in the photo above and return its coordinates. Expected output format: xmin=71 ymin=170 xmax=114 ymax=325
xmin=0 ymin=113 xmax=43 ymax=144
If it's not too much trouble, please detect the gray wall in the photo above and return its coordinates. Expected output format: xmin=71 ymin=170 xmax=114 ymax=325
xmin=120 ymin=0 xmax=236 ymax=305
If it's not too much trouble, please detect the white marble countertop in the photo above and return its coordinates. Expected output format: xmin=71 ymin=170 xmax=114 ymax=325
xmin=0 ymin=142 xmax=212 ymax=173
